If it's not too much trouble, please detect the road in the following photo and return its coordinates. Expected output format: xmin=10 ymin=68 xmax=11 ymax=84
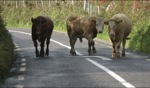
xmin=2 ymin=28 xmax=150 ymax=88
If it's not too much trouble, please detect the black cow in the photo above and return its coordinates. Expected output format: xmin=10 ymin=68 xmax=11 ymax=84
xmin=31 ymin=16 xmax=54 ymax=57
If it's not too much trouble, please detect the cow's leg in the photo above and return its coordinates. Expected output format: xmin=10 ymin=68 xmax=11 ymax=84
xmin=46 ymin=37 xmax=50 ymax=56
xmin=70 ymin=36 xmax=77 ymax=55
xmin=33 ymin=39 xmax=39 ymax=57
xmin=91 ymin=40 xmax=96 ymax=55
xmin=112 ymin=42 xmax=116 ymax=58
xmin=122 ymin=38 xmax=126 ymax=57
xmin=40 ymin=39 xmax=45 ymax=57
xmin=110 ymin=38 xmax=116 ymax=58
xmin=88 ymin=39 xmax=96 ymax=55
xmin=115 ymin=41 xmax=121 ymax=58
xmin=88 ymin=40 xmax=92 ymax=55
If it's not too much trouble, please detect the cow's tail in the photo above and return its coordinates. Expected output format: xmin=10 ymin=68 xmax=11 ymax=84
xmin=79 ymin=38 xmax=83 ymax=42
xmin=126 ymin=37 xmax=131 ymax=40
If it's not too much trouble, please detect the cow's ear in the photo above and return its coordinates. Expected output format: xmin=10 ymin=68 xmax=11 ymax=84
xmin=31 ymin=17 xmax=34 ymax=23
xmin=91 ymin=19 xmax=96 ymax=24
xmin=104 ymin=21 xmax=108 ymax=25
xmin=116 ymin=19 xmax=122 ymax=24
xmin=42 ymin=19 xmax=46 ymax=24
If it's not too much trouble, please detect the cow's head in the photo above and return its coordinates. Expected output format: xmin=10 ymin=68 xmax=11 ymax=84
xmin=96 ymin=17 xmax=105 ymax=33
xmin=91 ymin=17 xmax=104 ymax=33
xmin=31 ymin=16 xmax=46 ymax=35
xmin=104 ymin=19 xmax=122 ymax=37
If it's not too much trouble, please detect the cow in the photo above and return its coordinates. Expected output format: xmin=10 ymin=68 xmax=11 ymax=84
xmin=104 ymin=13 xmax=132 ymax=58
xmin=66 ymin=15 xmax=104 ymax=55
xmin=31 ymin=16 xmax=54 ymax=57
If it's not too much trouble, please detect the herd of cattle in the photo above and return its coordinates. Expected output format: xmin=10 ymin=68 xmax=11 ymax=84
xmin=31 ymin=13 xmax=132 ymax=58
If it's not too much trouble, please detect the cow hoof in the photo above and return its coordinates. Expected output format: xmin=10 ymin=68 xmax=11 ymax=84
xmin=70 ymin=52 xmax=76 ymax=56
xmin=40 ymin=53 xmax=44 ymax=57
xmin=112 ymin=53 xmax=116 ymax=58
xmin=93 ymin=50 xmax=97 ymax=54
xmin=36 ymin=51 xmax=39 ymax=57
xmin=116 ymin=54 xmax=120 ymax=58
xmin=46 ymin=50 xmax=49 ymax=56
xmin=88 ymin=51 xmax=93 ymax=55
xmin=46 ymin=53 xmax=49 ymax=56
xmin=71 ymin=53 xmax=76 ymax=56
xmin=122 ymin=53 xmax=125 ymax=57
xmin=36 ymin=55 xmax=39 ymax=57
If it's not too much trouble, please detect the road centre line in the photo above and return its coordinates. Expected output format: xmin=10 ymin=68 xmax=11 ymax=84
xmin=21 ymin=58 xmax=26 ymax=62
xmin=20 ymin=67 xmax=26 ymax=72
xmin=146 ymin=59 xmax=150 ymax=61
xmin=16 ymin=85 xmax=23 ymax=88
xmin=82 ymin=56 xmax=112 ymax=61
xmin=86 ymin=58 xmax=135 ymax=88
xmin=21 ymin=63 xmax=26 ymax=66
xmin=18 ymin=75 xmax=24 ymax=80
xmin=9 ymin=30 xmax=136 ymax=88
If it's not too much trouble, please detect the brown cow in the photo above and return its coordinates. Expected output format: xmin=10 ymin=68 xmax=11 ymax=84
xmin=31 ymin=16 xmax=54 ymax=57
xmin=66 ymin=15 xmax=104 ymax=55
xmin=104 ymin=13 xmax=132 ymax=58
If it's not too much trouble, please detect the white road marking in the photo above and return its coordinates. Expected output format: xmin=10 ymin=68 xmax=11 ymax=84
xmin=13 ymin=42 xmax=19 ymax=48
xmin=21 ymin=58 xmax=26 ymax=62
xmin=18 ymin=75 xmax=24 ymax=80
xmin=9 ymin=30 xmax=136 ymax=88
xmin=21 ymin=63 xmax=26 ymax=66
xmin=146 ymin=59 xmax=150 ymax=61
xmin=82 ymin=56 xmax=112 ymax=61
xmin=20 ymin=67 xmax=26 ymax=72
xmin=20 ymin=52 xmax=24 ymax=55
xmin=15 ymin=48 xmax=22 ymax=51
xmin=21 ymin=54 xmax=24 ymax=58
xmin=86 ymin=58 xmax=135 ymax=88
xmin=16 ymin=85 xmax=23 ymax=88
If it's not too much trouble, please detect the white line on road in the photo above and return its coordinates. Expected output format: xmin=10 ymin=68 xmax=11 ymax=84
xmin=21 ymin=54 xmax=24 ymax=58
xmin=86 ymin=58 xmax=135 ymax=88
xmin=16 ymin=85 xmax=23 ymax=88
xmin=21 ymin=63 xmax=26 ymax=66
xmin=20 ymin=67 xmax=26 ymax=72
xmin=9 ymin=30 xmax=136 ymax=88
xmin=146 ymin=59 xmax=150 ymax=61
xmin=18 ymin=75 xmax=24 ymax=80
xmin=21 ymin=58 xmax=26 ymax=62
xmin=82 ymin=56 xmax=112 ymax=61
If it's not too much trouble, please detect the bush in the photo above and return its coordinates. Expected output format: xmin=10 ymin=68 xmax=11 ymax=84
xmin=0 ymin=7 xmax=14 ymax=84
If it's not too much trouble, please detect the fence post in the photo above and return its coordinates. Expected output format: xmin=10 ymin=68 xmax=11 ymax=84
xmin=72 ymin=0 xmax=74 ymax=5
xmin=49 ymin=0 xmax=51 ymax=8
xmin=16 ymin=0 xmax=18 ymax=8
xmin=83 ymin=0 xmax=86 ymax=10
xmin=35 ymin=0 xmax=38 ymax=8
xmin=23 ymin=0 xmax=26 ymax=7
xmin=97 ymin=5 xmax=100 ymax=14
xmin=90 ymin=3 xmax=93 ymax=16
xmin=41 ymin=0 xmax=44 ymax=9
xmin=87 ymin=1 xmax=90 ymax=14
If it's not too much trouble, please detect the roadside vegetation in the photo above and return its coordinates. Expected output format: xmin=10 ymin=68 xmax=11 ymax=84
xmin=0 ymin=7 xmax=14 ymax=84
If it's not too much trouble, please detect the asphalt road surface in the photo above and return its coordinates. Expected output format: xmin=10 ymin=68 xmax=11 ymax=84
xmin=2 ymin=28 xmax=150 ymax=88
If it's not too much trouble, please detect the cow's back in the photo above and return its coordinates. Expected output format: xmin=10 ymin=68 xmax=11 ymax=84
xmin=42 ymin=16 xmax=54 ymax=29
xmin=72 ymin=16 xmax=97 ymax=37
xmin=41 ymin=16 xmax=54 ymax=35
